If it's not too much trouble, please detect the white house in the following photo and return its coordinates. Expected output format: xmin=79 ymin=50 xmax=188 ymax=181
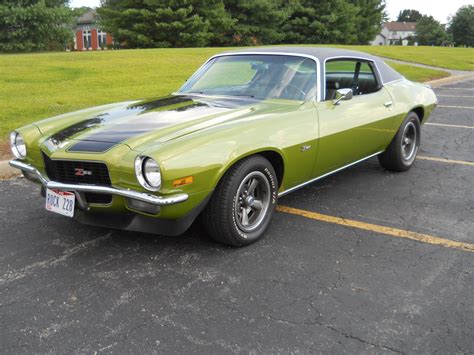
xmin=372 ymin=22 xmax=417 ymax=46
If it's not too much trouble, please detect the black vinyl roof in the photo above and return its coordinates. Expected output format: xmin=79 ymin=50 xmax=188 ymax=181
xmin=220 ymin=46 xmax=403 ymax=85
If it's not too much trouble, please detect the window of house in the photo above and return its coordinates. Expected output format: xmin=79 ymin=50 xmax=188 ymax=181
xmin=82 ymin=30 xmax=91 ymax=49
xmin=325 ymin=59 xmax=380 ymax=100
xmin=98 ymin=30 xmax=107 ymax=48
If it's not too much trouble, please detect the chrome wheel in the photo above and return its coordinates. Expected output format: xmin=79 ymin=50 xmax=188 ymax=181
xmin=234 ymin=171 xmax=271 ymax=233
xmin=401 ymin=121 xmax=417 ymax=162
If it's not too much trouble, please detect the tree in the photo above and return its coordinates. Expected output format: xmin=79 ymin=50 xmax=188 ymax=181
xmin=282 ymin=0 xmax=359 ymax=44
xmin=222 ymin=0 xmax=289 ymax=45
xmin=350 ymin=0 xmax=387 ymax=44
xmin=97 ymin=0 xmax=392 ymax=47
xmin=71 ymin=6 xmax=93 ymax=18
xmin=0 ymin=0 xmax=73 ymax=52
xmin=449 ymin=5 xmax=474 ymax=47
xmin=415 ymin=15 xmax=446 ymax=46
xmin=397 ymin=9 xmax=422 ymax=22
xmin=98 ymin=0 xmax=234 ymax=48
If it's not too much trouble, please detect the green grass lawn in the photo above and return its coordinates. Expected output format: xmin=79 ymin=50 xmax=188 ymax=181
xmin=385 ymin=60 xmax=450 ymax=82
xmin=0 ymin=45 xmax=465 ymax=150
xmin=352 ymin=46 xmax=474 ymax=71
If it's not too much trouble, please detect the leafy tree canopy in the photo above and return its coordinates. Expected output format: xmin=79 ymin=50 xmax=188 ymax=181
xmin=397 ymin=9 xmax=423 ymax=22
xmin=1 ymin=0 xmax=390 ymax=51
xmin=350 ymin=0 xmax=387 ymax=44
xmin=99 ymin=0 xmax=387 ymax=47
xmin=98 ymin=0 xmax=234 ymax=48
xmin=449 ymin=5 xmax=474 ymax=47
xmin=415 ymin=15 xmax=446 ymax=46
xmin=0 ymin=0 xmax=73 ymax=52
xmin=71 ymin=6 xmax=93 ymax=18
xmin=282 ymin=0 xmax=359 ymax=45
xmin=223 ymin=0 xmax=289 ymax=45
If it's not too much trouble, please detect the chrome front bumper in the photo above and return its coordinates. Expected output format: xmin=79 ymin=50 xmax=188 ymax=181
xmin=9 ymin=160 xmax=188 ymax=206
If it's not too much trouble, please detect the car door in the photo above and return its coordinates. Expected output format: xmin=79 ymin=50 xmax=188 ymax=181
xmin=312 ymin=59 xmax=396 ymax=177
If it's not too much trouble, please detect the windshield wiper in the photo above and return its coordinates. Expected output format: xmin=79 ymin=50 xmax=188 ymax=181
xmin=183 ymin=91 xmax=258 ymax=99
xmin=229 ymin=93 xmax=257 ymax=98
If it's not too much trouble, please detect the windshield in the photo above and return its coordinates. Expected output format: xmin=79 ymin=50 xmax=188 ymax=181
xmin=178 ymin=55 xmax=318 ymax=101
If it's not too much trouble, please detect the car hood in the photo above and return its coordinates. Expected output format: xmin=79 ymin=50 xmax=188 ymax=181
xmin=36 ymin=95 xmax=270 ymax=154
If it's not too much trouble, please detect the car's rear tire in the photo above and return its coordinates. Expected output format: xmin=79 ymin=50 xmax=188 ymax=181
xmin=202 ymin=155 xmax=278 ymax=247
xmin=378 ymin=112 xmax=421 ymax=172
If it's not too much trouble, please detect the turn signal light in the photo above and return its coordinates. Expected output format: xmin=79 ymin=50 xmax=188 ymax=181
xmin=173 ymin=176 xmax=194 ymax=187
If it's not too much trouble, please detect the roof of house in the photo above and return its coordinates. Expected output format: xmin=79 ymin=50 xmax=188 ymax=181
xmin=76 ymin=10 xmax=97 ymax=25
xmin=385 ymin=22 xmax=417 ymax=32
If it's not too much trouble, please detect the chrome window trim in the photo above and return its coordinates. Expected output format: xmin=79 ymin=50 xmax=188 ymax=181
xmin=383 ymin=78 xmax=405 ymax=86
xmin=177 ymin=52 xmax=323 ymax=102
xmin=278 ymin=151 xmax=383 ymax=197
xmin=323 ymin=56 xmax=383 ymax=101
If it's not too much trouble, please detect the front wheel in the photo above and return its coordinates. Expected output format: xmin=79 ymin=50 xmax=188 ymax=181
xmin=378 ymin=112 xmax=421 ymax=172
xmin=202 ymin=155 xmax=278 ymax=246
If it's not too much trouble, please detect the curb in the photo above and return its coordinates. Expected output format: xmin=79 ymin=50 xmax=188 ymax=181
xmin=1 ymin=73 xmax=473 ymax=181
xmin=426 ymin=72 xmax=474 ymax=88
xmin=0 ymin=160 xmax=20 ymax=180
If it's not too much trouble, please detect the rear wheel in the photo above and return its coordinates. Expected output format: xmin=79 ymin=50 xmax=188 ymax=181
xmin=202 ymin=155 xmax=278 ymax=246
xmin=378 ymin=112 xmax=421 ymax=172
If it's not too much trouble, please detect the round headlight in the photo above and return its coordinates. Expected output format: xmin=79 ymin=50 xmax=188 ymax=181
xmin=9 ymin=131 xmax=27 ymax=159
xmin=135 ymin=156 xmax=161 ymax=191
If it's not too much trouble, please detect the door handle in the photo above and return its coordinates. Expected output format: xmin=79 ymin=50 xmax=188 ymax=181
xmin=384 ymin=101 xmax=393 ymax=107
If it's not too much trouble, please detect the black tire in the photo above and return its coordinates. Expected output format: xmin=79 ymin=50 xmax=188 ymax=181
xmin=202 ymin=155 xmax=278 ymax=247
xmin=378 ymin=112 xmax=421 ymax=172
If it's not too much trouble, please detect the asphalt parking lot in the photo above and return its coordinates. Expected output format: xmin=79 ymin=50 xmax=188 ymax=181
xmin=1 ymin=79 xmax=473 ymax=353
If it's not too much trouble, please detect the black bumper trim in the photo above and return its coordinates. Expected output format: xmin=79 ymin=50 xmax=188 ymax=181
xmin=73 ymin=193 xmax=212 ymax=236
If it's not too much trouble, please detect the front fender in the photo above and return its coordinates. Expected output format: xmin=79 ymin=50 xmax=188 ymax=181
xmin=147 ymin=130 xmax=287 ymax=196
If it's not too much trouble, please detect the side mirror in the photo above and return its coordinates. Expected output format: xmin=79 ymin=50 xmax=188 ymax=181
xmin=334 ymin=88 xmax=353 ymax=105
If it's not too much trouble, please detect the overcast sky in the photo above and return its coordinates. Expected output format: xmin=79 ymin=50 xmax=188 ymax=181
xmin=69 ymin=0 xmax=473 ymax=24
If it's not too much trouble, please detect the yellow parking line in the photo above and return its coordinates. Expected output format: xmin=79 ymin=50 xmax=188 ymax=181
xmin=426 ymin=122 xmax=474 ymax=129
xmin=276 ymin=205 xmax=474 ymax=253
xmin=436 ymin=95 xmax=474 ymax=98
xmin=437 ymin=87 xmax=474 ymax=91
xmin=438 ymin=105 xmax=474 ymax=109
xmin=417 ymin=156 xmax=474 ymax=166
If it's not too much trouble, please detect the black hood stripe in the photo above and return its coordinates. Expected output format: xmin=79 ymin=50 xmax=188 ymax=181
xmin=43 ymin=95 xmax=250 ymax=153
xmin=67 ymin=130 xmax=148 ymax=152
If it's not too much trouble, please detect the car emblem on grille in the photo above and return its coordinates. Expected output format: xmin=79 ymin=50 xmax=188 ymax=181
xmin=74 ymin=168 xmax=92 ymax=176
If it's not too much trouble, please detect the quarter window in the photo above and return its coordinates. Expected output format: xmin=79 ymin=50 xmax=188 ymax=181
xmin=325 ymin=59 xmax=380 ymax=100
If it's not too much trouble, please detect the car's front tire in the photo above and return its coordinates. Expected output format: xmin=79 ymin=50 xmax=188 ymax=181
xmin=378 ymin=111 xmax=421 ymax=172
xmin=203 ymin=155 xmax=278 ymax=246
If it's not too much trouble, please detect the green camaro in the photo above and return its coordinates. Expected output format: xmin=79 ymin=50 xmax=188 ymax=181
xmin=9 ymin=47 xmax=437 ymax=246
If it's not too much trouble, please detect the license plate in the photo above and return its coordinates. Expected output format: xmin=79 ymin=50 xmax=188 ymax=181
xmin=45 ymin=188 xmax=75 ymax=218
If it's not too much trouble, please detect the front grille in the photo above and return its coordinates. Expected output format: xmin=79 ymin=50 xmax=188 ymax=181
xmin=42 ymin=152 xmax=113 ymax=204
xmin=42 ymin=152 xmax=112 ymax=186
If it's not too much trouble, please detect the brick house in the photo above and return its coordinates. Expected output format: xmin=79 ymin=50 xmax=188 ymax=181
xmin=74 ymin=10 xmax=113 ymax=50
xmin=371 ymin=22 xmax=417 ymax=46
